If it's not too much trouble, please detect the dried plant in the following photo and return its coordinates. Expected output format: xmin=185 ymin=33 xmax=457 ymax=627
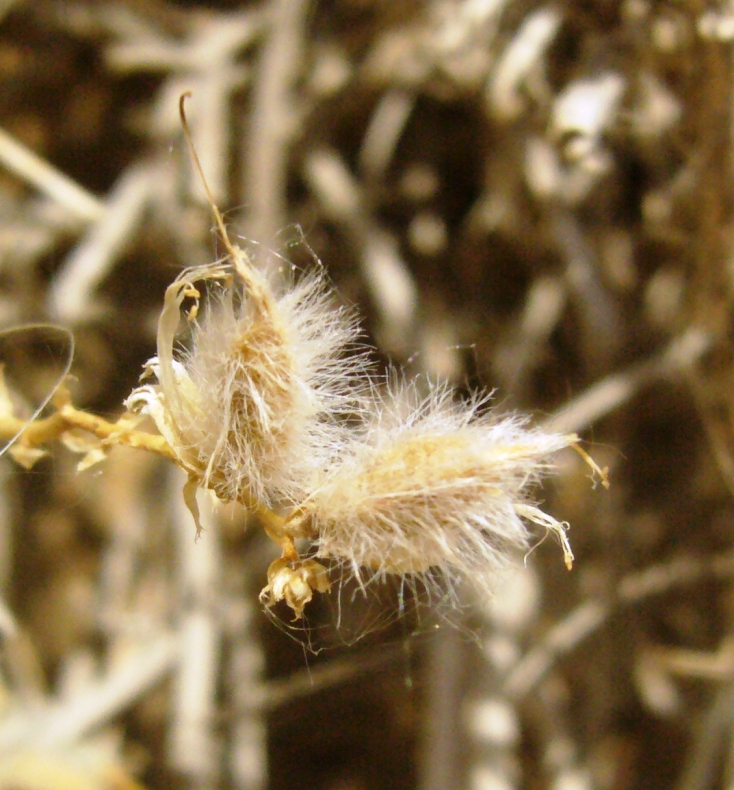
xmin=124 ymin=241 xmax=368 ymax=516
xmin=280 ymin=381 xmax=577 ymax=603
xmin=3 ymin=3 xmax=734 ymax=788
xmin=0 ymin=96 xmax=601 ymax=622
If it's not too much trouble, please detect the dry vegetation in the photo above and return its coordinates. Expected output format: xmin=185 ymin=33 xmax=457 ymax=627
xmin=0 ymin=0 xmax=733 ymax=788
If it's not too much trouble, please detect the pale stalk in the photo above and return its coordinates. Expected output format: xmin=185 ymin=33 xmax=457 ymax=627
xmin=0 ymin=388 xmax=289 ymax=552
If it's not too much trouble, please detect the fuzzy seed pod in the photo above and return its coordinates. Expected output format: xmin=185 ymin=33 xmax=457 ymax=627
xmin=289 ymin=382 xmax=577 ymax=598
xmin=126 ymin=244 xmax=368 ymax=515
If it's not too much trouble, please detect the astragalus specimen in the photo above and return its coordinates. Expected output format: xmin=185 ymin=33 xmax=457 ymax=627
xmin=3 ymin=96 xmax=599 ymax=621
xmin=276 ymin=382 xmax=577 ymax=611
xmin=125 ymin=98 xmax=586 ymax=619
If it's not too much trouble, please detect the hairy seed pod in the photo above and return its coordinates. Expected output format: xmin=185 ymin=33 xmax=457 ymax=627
xmin=126 ymin=244 xmax=369 ymax=516
xmin=291 ymin=382 xmax=577 ymax=597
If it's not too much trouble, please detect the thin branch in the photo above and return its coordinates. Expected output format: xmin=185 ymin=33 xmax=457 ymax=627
xmin=0 ymin=126 xmax=104 ymax=222
xmin=169 ymin=470 xmax=222 ymax=789
xmin=503 ymin=551 xmax=734 ymax=700
xmin=49 ymin=163 xmax=155 ymax=323
xmin=544 ymin=326 xmax=712 ymax=434
xmin=242 ymin=0 xmax=311 ymax=245
xmin=0 ymin=632 xmax=179 ymax=752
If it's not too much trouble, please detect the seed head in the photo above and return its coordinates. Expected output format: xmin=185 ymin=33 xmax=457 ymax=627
xmin=125 ymin=97 xmax=368 ymax=524
xmin=126 ymin=246 xmax=368 ymax=513
xmin=125 ymin=95 xmax=594 ymax=622
xmin=288 ymin=381 xmax=576 ymax=600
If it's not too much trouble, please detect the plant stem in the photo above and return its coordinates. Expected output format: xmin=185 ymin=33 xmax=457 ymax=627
xmin=0 ymin=390 xmax=289 ymax=545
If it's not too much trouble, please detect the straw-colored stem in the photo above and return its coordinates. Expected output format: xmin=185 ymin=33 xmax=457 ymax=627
xmin=0 ymin=402 xmax=179 ymax=461
xmin=0 ymin=391 xmax=288 ymax=546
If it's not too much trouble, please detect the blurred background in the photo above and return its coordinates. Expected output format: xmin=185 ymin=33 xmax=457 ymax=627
xmin=0 ymin=0 xmax=733 ymax=788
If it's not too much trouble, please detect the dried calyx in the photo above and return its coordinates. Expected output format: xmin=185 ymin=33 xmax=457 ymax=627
xmin=126 ymin=94 xmax=604 ymax=621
